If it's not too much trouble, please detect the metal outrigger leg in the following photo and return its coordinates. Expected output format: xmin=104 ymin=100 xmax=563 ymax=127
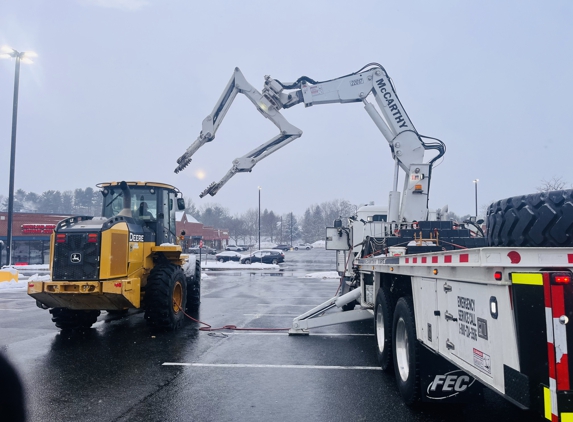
xmin=289 ymin=289 xmax=373 ymax=335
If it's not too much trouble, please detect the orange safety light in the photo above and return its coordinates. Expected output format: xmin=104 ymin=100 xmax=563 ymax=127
xmin=552 ymin=273 xmax=572 ymax=285
xmin=414 ymin=184 xmax=423 ymax=192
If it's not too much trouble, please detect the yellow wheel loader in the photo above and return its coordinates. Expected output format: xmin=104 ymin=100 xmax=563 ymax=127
xmin=28 ymin=181 xmax=200 ymax=331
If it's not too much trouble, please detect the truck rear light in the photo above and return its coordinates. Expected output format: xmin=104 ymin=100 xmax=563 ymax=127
xmin=494 ymin=271 xmax=502 ymax=281
xmin=551 ymin=273 xmax=572 ymax=285
xmin=56 ymin=234 xmax=66 ymax=243
xmin=87 ymin=233 xmax=98 ymax=243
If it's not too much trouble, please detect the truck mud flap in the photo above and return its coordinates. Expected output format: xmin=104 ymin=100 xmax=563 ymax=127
xmin=419 ymin=344 xmax=483 ymax=403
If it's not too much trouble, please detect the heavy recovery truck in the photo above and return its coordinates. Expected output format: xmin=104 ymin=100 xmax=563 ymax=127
xmin=175 ymin=63 xmax=573 ymax=421
xmin=28 ymin=181 xmax=201 ymax=331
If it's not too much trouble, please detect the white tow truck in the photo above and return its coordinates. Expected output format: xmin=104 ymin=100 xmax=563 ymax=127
xmin=175 ymin=63 xmax=573 ymax=421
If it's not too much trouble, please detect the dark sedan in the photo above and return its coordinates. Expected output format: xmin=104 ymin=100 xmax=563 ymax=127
xmin=215 ymin=251 xmax=243 ymax=262
xmin=188 ymin=246 xmax=217 ymax=255
xmin=240 ymin=249 xmax=285 ymax=265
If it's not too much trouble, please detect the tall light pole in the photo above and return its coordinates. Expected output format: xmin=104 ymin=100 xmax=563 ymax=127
xmin=1 ymin=47 xmax=37 ymax=266
xmin=258 ymin=186 xmax=261 ymax=251
xmin=473 ymin=179 xmax=479 ymax=219
xmin=290 ymin=212 xmax=293 ymax=247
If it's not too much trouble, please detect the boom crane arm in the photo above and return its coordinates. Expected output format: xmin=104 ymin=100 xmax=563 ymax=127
xmin=175 ymin=63 xmax=445 ymax=222
xmin=174 ymin=68 xmax=303 ymax=197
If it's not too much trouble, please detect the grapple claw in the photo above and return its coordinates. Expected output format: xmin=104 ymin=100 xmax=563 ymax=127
xmin=199 ymin=182 xmax=218 ymax=198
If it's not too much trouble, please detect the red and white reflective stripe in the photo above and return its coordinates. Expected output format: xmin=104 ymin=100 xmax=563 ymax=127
xmin=544 ymin=272 xmax=571 ymax=420
xmin=544 ymin=273 xmax=559 ymax=420
xmin=404 ymin=254 xmax=467 ymax=264
xmin=551 ymin=284 xmax=570 ymax=390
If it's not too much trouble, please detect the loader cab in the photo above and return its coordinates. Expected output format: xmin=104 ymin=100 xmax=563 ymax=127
xmin=98 ymin=181 xmax=185 ymax=246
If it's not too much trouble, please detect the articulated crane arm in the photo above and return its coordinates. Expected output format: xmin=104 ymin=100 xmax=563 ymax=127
xmin=174 ymin=67 xmax=303 ymax=197
xmin=175 ymin=63 xmax=445 ymax=222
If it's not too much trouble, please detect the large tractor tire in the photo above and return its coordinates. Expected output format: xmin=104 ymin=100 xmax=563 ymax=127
xmin=186 ymin=260 xmax=201 ymax=311
xmin=375 ymin=288 xmax=394 ymax=372
xmin=50 ymin=308 xmax=100 ymax=330
xmin=393 ymin=296 xmax=420 ymax=405
xmin=487 ymin=189 xmax=573 ymax=247
xmin=145 ymin=263 xmax=187 ymax=331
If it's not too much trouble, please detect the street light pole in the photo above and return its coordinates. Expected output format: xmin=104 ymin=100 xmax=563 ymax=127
xmin=473 ymin=179 xmax=479 ymax=219
xmin=1 ymin=47 xmax=36 ymax=265
xmin=258 ymin=187 xmax=261 ymax=251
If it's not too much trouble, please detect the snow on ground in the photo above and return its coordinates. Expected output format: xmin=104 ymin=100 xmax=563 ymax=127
xmin=303 ymin=271 xmax=339 ymax=279
xmin=199 ymin=260 xmax=279 ymax=270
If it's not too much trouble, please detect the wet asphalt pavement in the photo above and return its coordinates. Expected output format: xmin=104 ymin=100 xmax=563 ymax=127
xmin=0 ymin=248 xmax=542 ymax=421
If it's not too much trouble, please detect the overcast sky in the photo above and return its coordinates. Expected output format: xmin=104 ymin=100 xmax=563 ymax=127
xmin=1 ymin=0 xmax=572 ymax=219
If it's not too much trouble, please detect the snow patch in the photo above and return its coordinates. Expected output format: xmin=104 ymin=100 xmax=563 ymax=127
xmin=303 ymin=271 xmax=339 ymax=279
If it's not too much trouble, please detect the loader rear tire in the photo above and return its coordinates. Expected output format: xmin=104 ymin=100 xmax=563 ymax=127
xmin=186 ymin=260 xmax=201 ymax=311
xmin=50 ymin=308 xmax=100 ymax=330
xmin=145 ymin=263 xmax=187 ymax=331
xmin=375 ymin=288 xmax=394 ymax=372
xmin=487 ymin=189 xmax=573 ymax=247
xmin=393 ymin=296 xmax=420 ymax=405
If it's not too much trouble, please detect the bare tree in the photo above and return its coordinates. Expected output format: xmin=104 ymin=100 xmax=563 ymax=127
xmin=536 ymin=176 xmax=569 ymax=192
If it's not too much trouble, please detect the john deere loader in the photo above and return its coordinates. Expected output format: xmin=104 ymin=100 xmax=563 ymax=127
xmin=28 ymin=181 xmax=200 ymax=331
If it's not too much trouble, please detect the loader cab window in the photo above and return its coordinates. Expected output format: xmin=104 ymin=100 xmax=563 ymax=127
xmin=101 ymin=187 xmax=158 ymax=221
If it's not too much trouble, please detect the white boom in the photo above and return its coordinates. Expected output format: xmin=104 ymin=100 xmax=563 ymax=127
xmin=175 ymin=63 xmax=445 ymax=223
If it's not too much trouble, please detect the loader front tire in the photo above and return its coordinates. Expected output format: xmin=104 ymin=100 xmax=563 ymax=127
xmin=145 ymin=263 xmax=187 ymax=331
xmin=375 ymin=288 xmax=394 ymax=372
xmin=393 ymin=296 xmax=420 ymax=405
xmin=50 ymin=308 xmax=100 ymax=330
xmin=487 ymin=189 xmax=573 ymax=247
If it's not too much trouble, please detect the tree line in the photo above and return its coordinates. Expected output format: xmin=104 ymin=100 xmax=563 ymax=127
xmin=5 ymin=176 xmax=563 ymax=244
xmin=185 ymin=198 xmax=360 ymax=245
xmin=0 ymin=188 xmax=103 ymax=216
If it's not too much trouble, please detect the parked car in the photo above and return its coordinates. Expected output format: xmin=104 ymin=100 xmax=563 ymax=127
xmin=215 ymin=251 xmax=243 ymax=262
xmin=188 ymin=246 xmax=217 ymax=255
xmin=240 ymin=249 xmax=285 ymax=265
xmin=294 ymin=243 xmax=313 ymax=250
xmin=273 ymin=244 xmax=291 ymax=251
xmin=226 ymin=245 xmax=247 ymax=252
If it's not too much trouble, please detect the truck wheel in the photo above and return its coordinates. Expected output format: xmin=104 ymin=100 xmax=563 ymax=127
xmin=50 ymin=308 xmax=100 ymax=330
xmin=393 ymin=296 xmax=420 ymax=405
xmin=487 ymin=189 xmax=573 ymax=247
xmin=375 ymin=288 xmax=394 ymax=372
xmin=186 ymin=260 xmax=201 ymax=311
xmin=145 ymin=263 xmax=187 ymax=331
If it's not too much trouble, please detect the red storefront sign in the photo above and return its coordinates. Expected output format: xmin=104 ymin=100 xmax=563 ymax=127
xmin=21 ymin=224 xmax=56 ymax=234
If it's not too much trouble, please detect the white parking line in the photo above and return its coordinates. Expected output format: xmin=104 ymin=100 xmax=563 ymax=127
xmin=163 ymin=363 xmax=380 ymax=370
xmin=256 ymin=304 xmax=329 ymax=307
xmin=215 ymin=332 xmax=373 ymax=336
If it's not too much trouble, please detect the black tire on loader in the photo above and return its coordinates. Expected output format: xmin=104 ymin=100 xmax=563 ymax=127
xmin=186 ymin=260 xmax=201 ymax=311
xmin=375 ymin=287 xmax=394 ymax=372
xmin=487 ymin=189 xmax=573 ymax=247
xmin=145 ymin=263 xmax=187 ymax=331
xmin=50 ymin=308 xmax=101 ymax=330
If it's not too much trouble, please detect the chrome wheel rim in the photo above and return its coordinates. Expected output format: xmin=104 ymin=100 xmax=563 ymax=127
xmin=395 ymin=317 xmax=409 ymax=381
xmin=376 ymin=303 xmax=385 ymax=354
